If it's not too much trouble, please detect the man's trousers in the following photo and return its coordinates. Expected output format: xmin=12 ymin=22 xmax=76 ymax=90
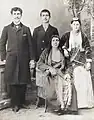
xmin=9 ymin=84 xmax=27 ymax=107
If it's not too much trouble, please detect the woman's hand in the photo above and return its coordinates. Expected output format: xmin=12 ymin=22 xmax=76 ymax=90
xmin=49 ymin=67 xmax=57 ymax=76
xmin=85 ymin=62 xmax=91 ymax=71
xmin=64 ymin=74 xmax=71 ymax=80
xmin=60 ymin=65 xmax=64 ymax=71
xmin=45 ymin=69 xmax=50 ymax=75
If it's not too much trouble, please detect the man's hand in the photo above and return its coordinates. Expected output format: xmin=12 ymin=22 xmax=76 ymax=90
xmin=29 ymin=60 xmax=35 ymax=69
xmin=0 ymin=60 xmax=6 ymax=64
xmin=3 ymin=60 xmax=6 ymax=63
xmin=64 ymin=49 xmax=69 ymax=57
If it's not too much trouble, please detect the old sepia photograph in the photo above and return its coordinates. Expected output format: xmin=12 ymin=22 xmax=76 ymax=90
xmin=0 ymin=0 xmax=94 ymax=120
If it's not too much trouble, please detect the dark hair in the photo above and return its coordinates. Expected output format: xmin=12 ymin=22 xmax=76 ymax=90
xmin=51 ymin=35 xmax=60 ymax=43
xmin=71 ymin=18 xmax=81 ymax=25
xmin=11 ymin=7 xmax=23 ymax=15
xmin=40 ymin=9 xmax=51 ymax=17
xmin=47 ymin=35 xmax=64 ymax=55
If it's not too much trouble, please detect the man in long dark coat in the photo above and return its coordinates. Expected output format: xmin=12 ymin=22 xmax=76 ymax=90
xmin=33 ymin=9 xmax=59 ymax=107
xmin=0 ymin=7 xmax=35 ymax=112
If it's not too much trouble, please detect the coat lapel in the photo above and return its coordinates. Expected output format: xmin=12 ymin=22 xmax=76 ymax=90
xmin=10 ymin=22 xmax=23 ymax=32
xmin=39 ymin=25 xmax=46 ymax=36
xmin=10 ymin=22 xmax=25 ymax=42
xmin=40 ymin=24 xmax=52 ymax=33
xmin=46 ymin=24 xmax=52 ymax=33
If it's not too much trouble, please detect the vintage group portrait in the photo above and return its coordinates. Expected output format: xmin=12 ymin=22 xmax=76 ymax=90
xmin=0 ymin=0 xmax=94 ymax=120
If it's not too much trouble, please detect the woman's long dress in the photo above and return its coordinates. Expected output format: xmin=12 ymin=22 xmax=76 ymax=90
xmin=36 ymin=48 xmax=78 ymax=111
xmin=36 ymin=60 xmax=72 ymax=109
xmin=61 ymin=31 xmax=94 ymax=109
xmin=70 ymin=48 xmax=94 ymax=108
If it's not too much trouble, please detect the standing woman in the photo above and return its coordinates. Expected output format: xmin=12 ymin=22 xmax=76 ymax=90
xmin=61 ymin=17 xmax=94 ymax=109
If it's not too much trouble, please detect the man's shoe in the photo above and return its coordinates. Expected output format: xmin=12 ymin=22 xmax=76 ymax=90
xmin=21 ymin=104 xmax=30 ymax=109
xmin=57 ymin=109 xmax=65 ymax=116
xmin=12 ymin=106 xmax=20 ymax=112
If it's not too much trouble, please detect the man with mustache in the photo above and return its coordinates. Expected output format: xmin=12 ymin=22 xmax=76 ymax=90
xmin=0 ymin=7 xmax=35 ymax=112
xmin=33 ymin=9 xmax=59 ymax=62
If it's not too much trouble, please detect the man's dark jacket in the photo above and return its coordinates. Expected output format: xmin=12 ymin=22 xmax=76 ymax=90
xmin=33 ymin=24 xmax=59 ymax=61
xmin=0 ymin=22 xmax=34 ymax=85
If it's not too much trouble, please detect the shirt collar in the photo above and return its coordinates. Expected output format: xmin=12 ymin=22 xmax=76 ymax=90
xmin=11 ymin=22 xmax=23 ymax=27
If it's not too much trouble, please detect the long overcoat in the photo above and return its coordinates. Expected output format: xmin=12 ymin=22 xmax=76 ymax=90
xmin=0 ymin=22 xmax=34 ymax=85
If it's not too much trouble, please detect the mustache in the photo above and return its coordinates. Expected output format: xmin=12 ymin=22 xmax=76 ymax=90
xmin=15 ymin=17 xmax=20 ymax=19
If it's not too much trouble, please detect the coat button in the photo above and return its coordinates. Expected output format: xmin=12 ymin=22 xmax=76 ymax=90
xmin=42 ymin=40 xmax=44 ymax=43
xmin=41 ymin=48 xmax=44 ymax=51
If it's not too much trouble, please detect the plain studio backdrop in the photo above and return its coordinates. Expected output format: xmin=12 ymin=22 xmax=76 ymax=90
xmin=0 ymin=0 xmax=73 ymax=36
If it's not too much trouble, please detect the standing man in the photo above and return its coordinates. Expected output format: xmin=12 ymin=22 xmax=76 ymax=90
xmin=33 ymin=9 xmax=59 ymax=62
xmin=0 ymin=7 xmax=35 ymax=112
xmin=33 ymin=9 xmax=59 ymax=107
